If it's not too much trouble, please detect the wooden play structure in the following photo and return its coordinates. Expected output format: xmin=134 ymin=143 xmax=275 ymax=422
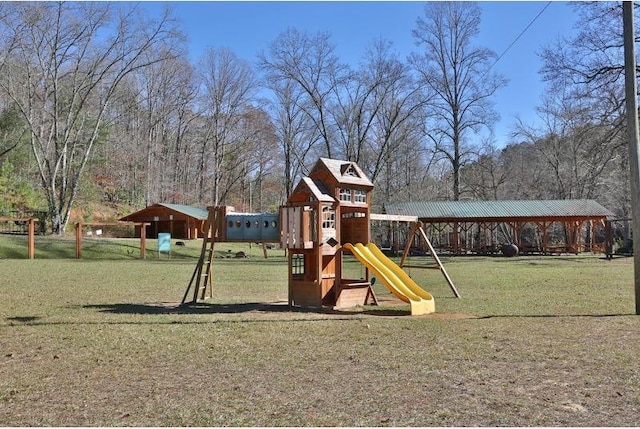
xmin=181 ymin=158 xmax=456 ymax=315
xmin=181 ymin=206 xmax=280 ymax=304
xmin=280 ymin=158 xmax=377 ymax=310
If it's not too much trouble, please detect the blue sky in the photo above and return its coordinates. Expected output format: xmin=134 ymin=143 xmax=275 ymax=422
xmin=141 ymin=1 xmax=579 ymax=147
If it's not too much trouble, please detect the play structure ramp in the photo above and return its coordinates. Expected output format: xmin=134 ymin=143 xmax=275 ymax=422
xmin=343 ymin=243 xmax=435 ymax=315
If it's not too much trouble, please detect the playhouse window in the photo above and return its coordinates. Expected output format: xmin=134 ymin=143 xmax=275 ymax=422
xmin=339 ymin=188 xmax=352 ymax=202
xmin=292 ymin=254 xmax=305 ymax=276
xmin=322 ymin=206 xmax=335 ymax=229
xmin=343 ymin=164 xmax=359 ymax=177
xmin=354 ymin=189 xmax=367 ymax=203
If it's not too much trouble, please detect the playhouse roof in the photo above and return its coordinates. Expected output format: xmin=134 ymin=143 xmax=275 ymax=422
xmin=383 ymin=199 xmax=614 ymax=222
xmin=289 ymin=177 xmax=336 ymax=203
xmin=312 ymin=158 xmax=374 ymax=188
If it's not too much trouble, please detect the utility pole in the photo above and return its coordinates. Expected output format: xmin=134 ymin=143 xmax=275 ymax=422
xmin=623 ymin=1 xmax=640 ymax=315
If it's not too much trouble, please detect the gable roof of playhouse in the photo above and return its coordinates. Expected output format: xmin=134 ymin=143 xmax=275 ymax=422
xmin=311 ymin=158 xmax=374 ymax=189
xmin=289 ymin=177 xmax=336 ymax=203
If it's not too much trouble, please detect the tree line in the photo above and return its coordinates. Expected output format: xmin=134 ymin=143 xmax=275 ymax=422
xmin=0 ymin=2 xmax=633 ymax=234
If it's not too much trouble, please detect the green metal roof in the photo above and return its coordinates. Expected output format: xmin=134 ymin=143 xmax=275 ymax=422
xmin=120 ymin=203 xmax=209 ymax=222
xmin=157 ymin=203 xmax=208 ymax=220
xmin=383 ymin=200 xmax=615 ymax=221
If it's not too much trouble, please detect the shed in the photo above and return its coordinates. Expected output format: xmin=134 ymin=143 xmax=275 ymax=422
xmin=383 ymin=200 xmax=615 ymax=255
xmin=120 ymin=203 xmax=208 ymax=239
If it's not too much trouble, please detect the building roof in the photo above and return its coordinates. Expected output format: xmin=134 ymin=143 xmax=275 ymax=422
xmin=383 ymin=200 xmax=615 ymax=222
xmin=303 ymin=177 xmax=336 ymax=202
xmin=158 ymin=203 xmax=209 ymax=219
xmin=288 ymin=177 xmax=336 ymax=203
xmin=313 ymin=158 xmax=374 ymax=188
xmin=120 ymin=203 xmax=208 ymax=221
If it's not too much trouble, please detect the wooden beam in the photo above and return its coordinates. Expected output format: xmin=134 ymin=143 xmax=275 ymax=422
xmin=415 ymin=222 xmax=460 ymax=298
xmin=370 ymin=213 xmax=418 ymax=223
xmin=399 ymin=221 xmax=460 ymax=298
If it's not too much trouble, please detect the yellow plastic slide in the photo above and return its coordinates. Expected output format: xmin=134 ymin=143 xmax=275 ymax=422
xmin=343 ymin=243 xmax=435 ymax=315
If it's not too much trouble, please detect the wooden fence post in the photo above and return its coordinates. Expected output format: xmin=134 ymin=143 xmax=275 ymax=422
xmin=140 ymin=222 xmax=147 ymax=259
xmin=75 ymin=222 xmax=82 ymax=259
xmin=27 ymin=218 xmax=35 ymax=259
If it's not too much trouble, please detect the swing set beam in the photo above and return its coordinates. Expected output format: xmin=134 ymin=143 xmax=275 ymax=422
xmin=399 ymin=221 xmax=460 ymax=298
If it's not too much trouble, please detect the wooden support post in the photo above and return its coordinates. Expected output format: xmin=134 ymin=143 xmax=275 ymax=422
xmin=452 ymin=221 xmax=460 ymax=254
xmin=399 ymin=221 xmax=420 ymax=267
xmin=400 ymin=221 xmax=460 ymax=298
xmin=75 ymin=222 xmax=82 ymax=259
xmin=27 ymin=218 xmax=35 ymax=259
xmin=140 ymin=223 xmax=147 ymax=259
xmin=622 ymin=1 xmax=640 ymax=315
xmin=415 ymin=222 xmax=460 ymax=298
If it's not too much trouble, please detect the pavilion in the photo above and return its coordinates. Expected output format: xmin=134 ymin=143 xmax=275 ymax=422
xmin=382 ymin=200 xmax=615 ymax=255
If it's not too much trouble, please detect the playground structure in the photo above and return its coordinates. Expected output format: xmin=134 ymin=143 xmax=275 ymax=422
xmin=181 ymin=206 xmax=280 ymax=304
xmin=182 ymin=158 xmax=457 ymax=316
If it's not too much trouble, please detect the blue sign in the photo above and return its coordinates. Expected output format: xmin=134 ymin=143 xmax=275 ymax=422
xmin=158 ymin=233 xmax=171 ymax=255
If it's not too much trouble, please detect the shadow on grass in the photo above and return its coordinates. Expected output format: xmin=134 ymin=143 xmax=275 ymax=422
xmin=6 ymin=316 xmax=40 ymax=323
xmin=83 ymin=301 xmax=410 ymax=317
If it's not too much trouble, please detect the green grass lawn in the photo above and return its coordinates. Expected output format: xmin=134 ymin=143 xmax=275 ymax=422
xmin=1 ymin=235 xmax=639 ymax=426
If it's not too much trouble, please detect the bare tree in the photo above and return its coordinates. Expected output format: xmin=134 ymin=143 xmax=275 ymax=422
xmin=236 ymin=106 xmax=279 ymax=212
xmin=540 ymin=2 xmax=626 ymax=126
xmin=410 ymin=1 xmax=507 ymax=200
xmin=0 ymin=2 xmax=182 ymax=234
xmin=460 ymin=141 xmax=510 ymax=200
xmin=514 ymin=91 xmax=624 ymax=200
xmin=258 ymin=27 xmax=348 ymax=158
xmin=359 ymin=39 xmax=427 ymax=184
xmin=0 ymin=104 xmax=25 ymax=158
xmin=261 ymin=73 xmax=320 ymax=199
xmin=134 ymin=54 xmax=198 ymax=205
xmin=538 ymin=1 xmax=632 ymax=218
xmin=331 ymin=39 xmax=418 ymax=169
xmin=198 ymin=47 xmax=258 ymax=206
xmin=96 ymin=55 xmax=199 ymax=207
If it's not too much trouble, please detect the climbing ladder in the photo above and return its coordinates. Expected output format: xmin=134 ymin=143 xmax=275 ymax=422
xmin=180 ymin=208 xmax=220 ymax=305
